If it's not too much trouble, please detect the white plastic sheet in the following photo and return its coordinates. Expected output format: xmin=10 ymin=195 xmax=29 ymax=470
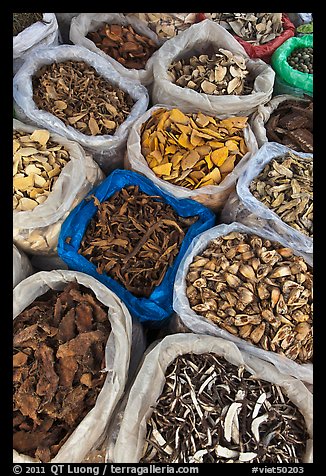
xmin=112 ymin=333 xmax=313 ymax=463
xmin=173 ymin=222 xmax=313 ymax=384
xmin=13 ymin=45 xmax=149 ymax=173
xmin=13 ymin=270 xmax=134 ymax=463
xmin=13 ymin=244 xmax=33 ymax=288
xmin=152 ymin=20 xmax=275 ymax=117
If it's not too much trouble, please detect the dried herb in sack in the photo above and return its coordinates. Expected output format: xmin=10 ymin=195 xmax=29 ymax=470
xmin=141 ymin=353 xmax=309 ymax=463
xmin=32 ymin=60 xmax=134 ymax=136
xmin=13 ymin=282 xmax=111 ymax=462
xmin=13 ymin=13 xmax=44 ymax=36
xmin=79 ymin=186 xmax=197 ymax=298
xmin=186 ymin=232 xmax=313 ymax=363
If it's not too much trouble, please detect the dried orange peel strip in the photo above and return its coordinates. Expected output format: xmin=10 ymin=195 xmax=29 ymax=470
xmin=140 ymin=108 xmax=249 ymax=189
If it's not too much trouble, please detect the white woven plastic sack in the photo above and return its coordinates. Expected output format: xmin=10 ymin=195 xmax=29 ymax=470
xmin=152 ymin=20 xmax=275 ymax=117
xmin=13 ymin=13 xmax=59 ymax=74
xmin=70 ymin=13 xmax=161 ymax=86
xmin=173 ymin=222 xmax=313 ymax=384
xmin=250 ymin=94 xmax=312 ymax=148
xmin=13 ymin=270 xmax=133 ymax=463
xmin=55 ymin=13 xmax=80 ymax=44
xmin=13 ymin=244 xmax=33 ymax=288
xmin=13 ymin=119 xmax=104 ymax=256
xmin=221 ymin=142 xmax=313 ymax=254
xmin=13 ymin=45 xmax=149 ymax=173
xmin=111 ymin=333 xmax=313 ymax=463
xmin=126 ymin=104 xmax=258 ymax=211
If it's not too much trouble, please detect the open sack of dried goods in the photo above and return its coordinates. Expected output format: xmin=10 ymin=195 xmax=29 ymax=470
xmin=13 ymin=244 xmax=33 ymax=288
xmin=125 ymin=13 xmax=198 ymax=41
xmin=13 ymin=13 xmax=59 ymax=75
xmin=13 ymin=45 xmax=149 ymax=174
xmin=126 ymin=106 xmax=258 ymax=211
xmin=111 ymin=334 xmax=312 ymax=463
xmin=13 ymin=119 xmax=104 ymax=256
xmin=13 ymin=269 xmax=136 ymax=463
xmin=70 ymin=13 xmax=161 ymax=86
xmin=221 ymin=143 xmax=313 ymax=254
xmin=57 ymin=170 xmax=215 ymax=325
xmin=151 ymin=20 xmax=274 ymax=117
xmin=250 ymin=94 xmax=313 ymax=150
xmin=173 ymin=222 xmax=313 ymax=384
xmin=271 ymin=35 xmax=313 ymax=97
xmin=202 ymin=13 xmax=295 ymax=64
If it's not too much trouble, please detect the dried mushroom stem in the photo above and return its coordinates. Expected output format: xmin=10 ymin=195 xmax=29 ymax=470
xmin=87 ymin=23 xmax=158 ymax=70
xmin=141 ymin=108 xmax=248 ymax=189
xmin=167 ymin=49 xmax=253 ymax=96
xmin=13 ymin=282 xmax=111 ymax=462
xmin=186 ymin=232 xmax=313 ymax=363
xmin=13 ymin=129 xmax=70 ymax=211
xmin=32 ymin=60 xmax=134 ymax=136
xmin=79 ymin=186 xmax=197 ymax=298
xmin=249 ymin=151 xmax=313 ymax=237
xmin=140 ymin=353 xmax=309 ymax=463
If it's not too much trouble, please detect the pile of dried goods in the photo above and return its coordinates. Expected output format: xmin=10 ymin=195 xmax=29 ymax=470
xmin=205 ymin=13 xmax=283 ymax=45
xmin=87 ymin=24 xmax=158 ymax=70
xmin=249 ymin=152 xmax=313 ymax=237
xmin=140 ymin=353 xmax=309 ymax=463
xmin=167 ymin=49 xmax=252 ymax=96
xmin=141 ymin=108 xmax=249 ymax=188
xmin=13 ymin=129 xmax=70 ymax=211
xmin=13 ymin=13 xmax=43 ymax=36
xmin=186 ymin=232 xmax=313 ymax=363
xmin=32 ymin=60 xmax=134 ymax=136
xmin=127 ymin=13 xmax=197 ymax=39
xmin=79 ymin=186 xmax=197 ymax=297
xmin=287 ymin=47 xmax=313 ymax=74
xmin=265 ymin=99 xmax=313 ymax=152
xmin=13 ymin=282 xmax=111 ymax=462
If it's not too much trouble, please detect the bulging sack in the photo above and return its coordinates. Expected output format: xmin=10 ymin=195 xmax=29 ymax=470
xmin=173 ymin=222 xmax=313 ymax=384
xmin=13 ymin=44 xmax=149 ymax=173
xmin=13 ymin=119 xmax=104 ymax=256
xmin=13 ymin=269 xmax=134 ymax=463
xmin=221 ymin=142 xmax=313 ymax=254
xmin=70 ymin=13 xmax=161 ymax=86
xmin=271 ymin=35 xmax=313 ymax=97
xmin=57 ymin=169 xmax=215 ymax=325
xmin=13 ymin=244 xmax=33 ymax=288
xmin=152 ymin=20 xmax=275 ymax=117
xmin=126 ymin=104 xmax=258 ymax=211
xmin=111 ymin=333 xmax=313 ymax=463
xmin=13 ymin=13 xmax=59 ymax=74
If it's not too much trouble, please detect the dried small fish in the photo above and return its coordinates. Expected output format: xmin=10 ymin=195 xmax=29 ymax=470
xmin=249 ymin=151 xmax=313 ymax=238
xmin=141 ymin=108 xmax=249 ymax=190
xmin=32 ymin=60 xmax=134 ymax=136
xmin=167 ymin=49 xmax=252 ymax=96
xmin=140 ymin=353 xmax=309 ymax=463
xmin=186 ymin=232 xmax=313 ymax=363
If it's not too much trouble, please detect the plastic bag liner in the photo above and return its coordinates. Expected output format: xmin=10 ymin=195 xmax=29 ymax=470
xmin=12 ymin=44 xmax=149 ymax=174
xmin=223 ymin=142 xmax=313 ymax=254
xmin=249 ymin=94 xmax=312 ymax=148
xmin=57 ymin=169 xmax=215 ymax=326
xmin=13 ymin=119 xmax=104 ymax=256
xmin=13 ymin=269 xmax=133 ymax=463
xmin=271 ymin=35 xmax=313 ymax=96
xmin=111 ymin=333 xmax=313 ymax=463
xmin=70 ymin=13 xmax=161 ymax=86
xmin=13 ymin=244 xmax=33 ymax=288
xmin=151 ymin=20 xmax=275 ymax=117
xmin=173 ymin=222 xmax=313 ymax=384
xmin=13 ymin=13 xmax=59 ymax=74
xmin=126 ymin=104 xmax=258 ymax=212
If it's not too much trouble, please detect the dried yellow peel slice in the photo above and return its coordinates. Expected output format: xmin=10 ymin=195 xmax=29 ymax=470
xmin=152 ymin=163 xmax=172 ymax=176
xmin=211 ymin=147 xmax=229 ymax=167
